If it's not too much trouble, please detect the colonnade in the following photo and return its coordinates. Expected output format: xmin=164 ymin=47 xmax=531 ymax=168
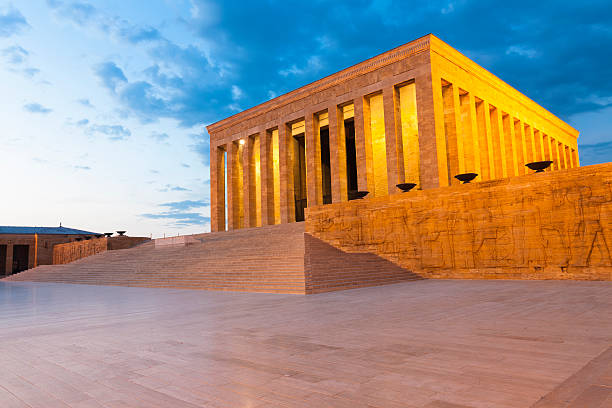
xmin=438 ymin=79 xmax=578 ymax=186
xmin=211 ymin=77 xmax=579 ymax=232
xmin=211 ymin=80 xmax=422 ymax=231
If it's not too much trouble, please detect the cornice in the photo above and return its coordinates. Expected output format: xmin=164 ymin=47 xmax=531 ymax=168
xmin=207 ymin=35 xmax=431 ymax=134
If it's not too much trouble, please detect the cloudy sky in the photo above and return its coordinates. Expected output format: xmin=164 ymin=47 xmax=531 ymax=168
xmin=1 ymin=0 xmax=611 ymax=237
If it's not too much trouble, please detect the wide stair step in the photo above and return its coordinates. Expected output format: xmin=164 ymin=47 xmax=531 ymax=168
xmin=3 ymin=223 xmax=424 ymax=294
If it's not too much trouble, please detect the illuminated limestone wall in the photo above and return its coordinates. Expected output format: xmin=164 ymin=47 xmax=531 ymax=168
xmin=305 ymin=163 xmax=612 ymax=281
xmin=208 ymin=34 xmax=579 ymax=231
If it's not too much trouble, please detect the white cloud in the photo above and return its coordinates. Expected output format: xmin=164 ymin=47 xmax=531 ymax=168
xmin=279 ymin=55 xmax=323 ymax=77
xmin=506 ymin=45 xmax=539 ymax=59
xmin=231 ymin=85 xmax=243 ymax=101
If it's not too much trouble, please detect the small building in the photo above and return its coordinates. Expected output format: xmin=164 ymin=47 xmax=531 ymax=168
xmin=0 ymin=226 xmax=99 ymax=275
xmin=206 ymin=34 xmax=579 ymax=231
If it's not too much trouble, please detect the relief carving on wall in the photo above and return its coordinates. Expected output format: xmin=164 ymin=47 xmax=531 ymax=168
xmin=305 ymin=166 xmax=612 ymax=280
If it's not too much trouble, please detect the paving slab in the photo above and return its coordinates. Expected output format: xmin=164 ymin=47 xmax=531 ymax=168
xmin=0 ymin=280 xmax=611 ymax=407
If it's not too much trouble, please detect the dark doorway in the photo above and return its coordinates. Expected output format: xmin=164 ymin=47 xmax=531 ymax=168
xmin=293 ymin=133 xmax=307 ymax=222
xmin=344 ymin=118 xmax=358 ymax=195
xmin=12 ymin=245 xmax=29 ymax=274
xmin=320 ymin=127 xmax=332 ymax=204
xmin=0 ymin=245 xmax=6 ymax=276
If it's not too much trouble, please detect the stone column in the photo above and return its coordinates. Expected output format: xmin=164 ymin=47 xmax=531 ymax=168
xmin=329 ymin=103 xmax=347 ymax=203
xmin=494 ymin=107 xmax=507 ymax=178
xmin=210 ymin=143 xmax=218 ymax=232
xmin=556 ymin=142 xmax=563 ymax=169
xmin=305 ymin=112 xmax=322 ymax=207
xmin=259 ymin=129 xmax=274 ymax=226
xmin=548 ymin=136 xmax=555 ymax=169
xmin=549 ymin=137 xmax=557 ymax=171
xmin=210 ymin=144 xmax=226 ymax=232
xmin=226 ymin=141 xmax=236 ymax=230
xmin=242 ymin=137 xmax=252 ymax=228
xmin=516 ymin=120 xmax=528 ymax=175
xmin=503 ymin=115 xmax=518 ymax=177
xmin=441 ymin=83 xmax=461 ymax=185
xmin=533 ymin=129 xmax=544 ymax=162
xmin=279 ymin=123 xmax=295 ymax=223
xmin=356 ymin=95 xmax=375 ymax=193
xmin=482 ymin=101 xmax=495 ymax=179
xmin=383 ymin=85 xmax=404 ymax=192
xmin=467 ymin=93 xmax=481 ymax=178
xmin=474 ymin=100 xmax=489 ymax=180
xmin=551 ymin=138 xmax=560 ymax=170
xmin=427 ymin=75 xmax=449 ymax=187
xmin=572 ymin=148 xmax=579 ymax=167
xmin=452 ymin=85 xmax=465 ymax=175
xmin=543 ymin=134 xmax=552 ymax=171
xmin=525 ymin=124 xmax=536 ymax=164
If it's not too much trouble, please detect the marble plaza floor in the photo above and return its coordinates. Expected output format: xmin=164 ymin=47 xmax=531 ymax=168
xmin=0 ymin=280 xmax=611 ymax=408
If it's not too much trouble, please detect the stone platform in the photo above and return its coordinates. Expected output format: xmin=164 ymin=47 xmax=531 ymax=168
xmin=5 ymin=163 xmax=611 ymax=293
xmin=1 ymin=280 xmax=611 ymax=407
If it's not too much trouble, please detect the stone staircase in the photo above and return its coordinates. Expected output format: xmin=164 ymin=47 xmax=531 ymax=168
xmin=3 ymin=223 xmax=423 ymax=294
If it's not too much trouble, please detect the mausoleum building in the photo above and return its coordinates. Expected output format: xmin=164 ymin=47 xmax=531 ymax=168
xmin=6 ymin=36 xmax=611 ymax=292
xmin=210 ymin=34 xmax=579 ymax=231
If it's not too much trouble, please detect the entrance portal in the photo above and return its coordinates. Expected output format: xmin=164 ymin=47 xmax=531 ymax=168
xmin=12 ymin=245 xmax=29 ymax=274
xmin=293 ymin=133 xmax=307 ymax=222
xmin=0 ymin=245 xmax=6 ymax=276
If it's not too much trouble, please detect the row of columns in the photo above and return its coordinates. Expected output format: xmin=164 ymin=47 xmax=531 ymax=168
xmin=439 ymin=80 xmax=578 ymax=186
xmin=211 ymin=79 xmax=430 ymax=231
xmin=210 ymin=76 xmax=579 ymax=231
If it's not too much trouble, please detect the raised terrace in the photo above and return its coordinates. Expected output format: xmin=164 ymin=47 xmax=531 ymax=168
xmin=6 ymin=162 xmax=612 ymax=292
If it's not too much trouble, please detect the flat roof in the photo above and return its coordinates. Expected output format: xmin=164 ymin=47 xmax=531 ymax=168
xmin=0 ymin=226 xmax=99 ymax=235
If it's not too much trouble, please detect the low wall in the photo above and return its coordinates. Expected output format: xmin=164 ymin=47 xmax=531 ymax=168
xmin=107 ymin=236 xmax=150 ymax=250
xmin=53 ymin=236 xmax=150 ymax=265
xmin=154 ymin=235 xmax=199 ymax=248
xmin=53 ymin=238 xmax=108 ymax=265
xmin=305 ymin=162 xmax=612 ymax=280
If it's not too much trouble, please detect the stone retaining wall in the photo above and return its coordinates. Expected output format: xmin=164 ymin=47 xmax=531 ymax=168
xmin=53 ymin=238 xmax=108 ymax=265
xmin=53 ymin=236 xmax=150 ymax=265
xmin=305 ymin=163 xmax=612 ymax=280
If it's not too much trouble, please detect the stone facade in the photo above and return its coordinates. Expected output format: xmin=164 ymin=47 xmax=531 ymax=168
xmin=305 ymin=162 xmax=612 ymax=281
xmin=207 ymin=34 xmax=579 ymax=232
xmin=0 ymin=233 xmax=96 ymax=275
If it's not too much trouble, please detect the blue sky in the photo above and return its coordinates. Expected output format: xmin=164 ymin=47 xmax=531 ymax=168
xmin=1 ymin=0 xmax=611 ymax=237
